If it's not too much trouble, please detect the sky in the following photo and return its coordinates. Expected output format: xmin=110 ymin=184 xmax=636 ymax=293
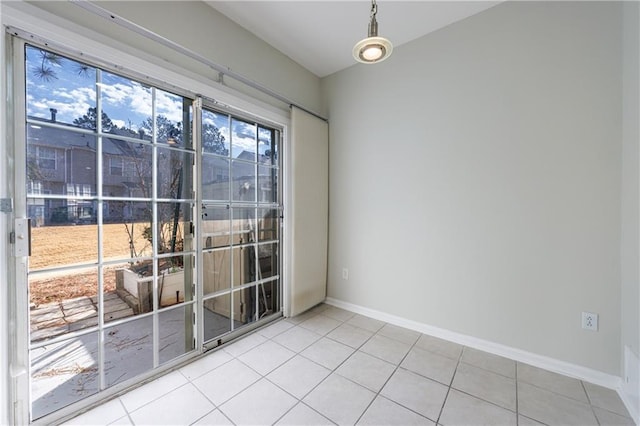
xmin=25 ymin=45 xmax=274 ymax=159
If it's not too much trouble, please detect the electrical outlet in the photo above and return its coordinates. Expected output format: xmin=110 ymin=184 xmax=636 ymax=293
xmin=342 ymin=268 xmax=349 ymax=280
xmin=582 ymin=312 xmax=598 ymax=331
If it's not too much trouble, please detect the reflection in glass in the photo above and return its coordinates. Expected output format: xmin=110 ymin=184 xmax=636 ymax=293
xmin=202 ymin=109 xmax=230 ymax=156
xmin=156 ymin=202 xmax=193 ymax=255
xmin=26 ymin=45 xmax=96 ymax=127
xmin=202 ymin=156 xmax=230 ymax=201
xmin=233 ymin=207 xmax=256 ymax=245
xmin=258 ymin=209 xmax=279 ymax=242
xmin=151 ymin=89 xmax=189 ymax=146
xmin=202 ymin=206 xmax=230 ymax=249
xmin=257 ymin=243 xmax=279 ymax=280
xmin=104 ymin=316 xmax=153 ymax=387
xmin=102 ymin=139 xmax=152 ymax=199
xmin=159 ymin=305 xmax=193 ymax=364
xmin=158 ymin=148 xmax=193 ymax=200
xmin=258 ymin=165 xmax=277 ymax=204
xmin=258 ymin=126 xmax=278 ymax=165
xmin=203 ymin=248 xmax=231 ymax=296
xmin=27 ymin=126 xmax=97 ymax=199
xmin=259 ymin=280 xmax=280 ymax=318
xmin=203 ymin=293 xmax=232 ymax=341
xmin=231 ymin=118 xmax=256 ymax=160
xmin=235 ymin=287 xmax=257 ymax=326
xmin=232 ymin=160 xmax=256 ymax=202
xmin=103 ymin=201 xmax=153 ymax=259
xmin=232 ymin=246 xmax=256 ymax=287
xmin=31 ymin=332 xmax=99 ymax=419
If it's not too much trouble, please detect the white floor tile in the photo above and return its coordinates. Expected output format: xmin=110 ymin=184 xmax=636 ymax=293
xmin=108 ymin=415 xmax=133 ymax=426
xmin=518 ymin=382 xmax=598 ymax=425
xmin=222 ymin=332 xmax=268 ymax=357
xmin=273 ymin=326 xmax=322 ymax=352
xmin=321 ymin=306 xmax=356 ymax=322
xmin=377 ymin=323 xmax=420 ymax=345
xmin=518 ymin=415 xmax=546 ymax=425
xmin=451 ymin=362 xmax=516 ymax=410
xmin=335 ymin=351 xmax=396 ymax=392
xmin=192 ymin=359 xmax=261 ymax=406
xmin=129 ymin=383 xmax=214 ymax=425
xmin=238 ymin=340 xmax=295 ymax=375
xmin=357 ymin=396 xmax=434 ymax=425
xmin=303 ymin=374 xmax=376 ymax=425
xmin=360 ymin=334 xmax=411 ymax=365
xmin=401 ymin=346 xmax=458 ymax=385
xmin=414 ymin=334 xmax=463 ymax=360
xmin=327 ymin=323 xmax=374 ymax=348
xmin=460 ymin=347 xmax=516 ymax=378
xmin=219 ymin=379 xmax=297 ymax=425
xmin=120 ymin=370 xmax=188 ymax=412
xmin=347 ymin=314 xmax=385 ymax=333
xmin=64 ymin=398 xmax=127 ymax=426
xmin=267 ymin=355 xmax=331 ymax=399
xmin=191 ymin=409 xmax=234 ymax=425
xmin=299 ymin=314 xmax=342 ymax=335
xmin=592 ymin=406 xmax=636 ymax=426
xmin=301 ymin=337 xmax=354 ymax=370
xmin=517 ymin=363 xmax=589 ymax=403
xmin=380 ymin=368 xmax=448 ymax=422
xmin=257 ymin=320 xmax=295 ymax=339
xmin=583 ymin=382 xmax=631 ymax=417
xmin=276 ymin=402 xmax=335 ymax=426
xmin=179 ymin=350 xmax=233 ymax=381
xmin=439 ymin=389 xmax=516 ymax=426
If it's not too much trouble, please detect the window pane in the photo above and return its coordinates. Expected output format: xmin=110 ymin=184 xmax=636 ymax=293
xmin=31 ymin=332 xmax=99 ymax=419
xmin=101 ymin=71 xmax=152 ymax=136
xmin=233 ymin=207 xmax=255 ymax=245
xmin=231 ymin=118 xmax=256 ymax=160
xmin=203 ymin=248 xmax=231 ymax=296
xmin=258 ymin=165 xmax=277 ymax=204
xmin=258 ymin=242 xmax=278 ymax=280
xmin=232 ymin=246 xmax=256 ymax=287
xmin=202 ymin=156 xmax=229 ymax=201
xmin=104 ymin=316 xmax=153 ymax=387
xmin=27 ymin=125 xmax=97 ymax=197
xmin=232 ymin=160 xmax=255 ymax=202
xmin=159 ymin=254 xmax=191 ymax=307
xmin=202 ymin=206 xmax=230 ymax=249
xmin=158 ymin=147 xmax=193 ymax=200
xmin=103 ymin=139 xmax=152 ymax=199
xmin=204 ymin=293 xmax=232 ymax=341
xmin=156 ymin=202 xmax=193 ymax=255
xmin=258 ymin=126 xmax=278 ymax=166
xmin=159 ymin=305 xmax=193 ymax=364
xmin=103 ymin=201 xmax=153 ymax=260
xmin=259 ymin=280 xmax=280 ymax=317
xmin=30 ymin=224 xmax=97 ymax=270
xmin=258 ymin=209 xmax=279 ymax=242
xmin=26 ymin=45 xmax=96 ymax=129
xmin=202 ymin=109 xmax=230 ymax=155
xmin=152 ymin=89 xmax=190 ymax=147
xmin=234 ymin=286 xmax=257 ymax=327
xmin=103 ymin=270 xmax=135 ymax=323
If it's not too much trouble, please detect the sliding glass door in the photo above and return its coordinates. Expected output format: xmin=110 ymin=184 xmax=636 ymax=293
xmin=15 ymin=40 xmax=283 ymax=422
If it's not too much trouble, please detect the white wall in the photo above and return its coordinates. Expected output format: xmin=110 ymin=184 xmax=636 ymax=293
xmin=22 ymin=0 xmax=324 ymax=116
xmin=621 ymin=0 xmax=640 ymax=418
xmin=323 ymin=1 xmax=623 ymax=375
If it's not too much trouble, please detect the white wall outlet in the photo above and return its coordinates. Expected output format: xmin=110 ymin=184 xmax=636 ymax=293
xmin=342 ymin=268 xmax=349 ymax=280
xmin=582 ymin=312 xmax=598 ymax=331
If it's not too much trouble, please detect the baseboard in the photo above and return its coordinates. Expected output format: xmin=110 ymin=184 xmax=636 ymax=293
xmin=325 ymin=297 xmax=631 ymax=413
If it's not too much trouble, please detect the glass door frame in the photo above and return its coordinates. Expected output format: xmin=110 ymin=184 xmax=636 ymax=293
xmin=7 ymin=26 xmax=290 ymax=424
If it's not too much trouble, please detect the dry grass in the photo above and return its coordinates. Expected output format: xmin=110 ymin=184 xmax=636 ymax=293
xmin=29 ymin=223 xmax=150 ymax=306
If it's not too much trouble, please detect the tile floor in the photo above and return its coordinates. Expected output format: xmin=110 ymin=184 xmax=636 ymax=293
xmin=64 ymin=304 xmax=635 ymax=426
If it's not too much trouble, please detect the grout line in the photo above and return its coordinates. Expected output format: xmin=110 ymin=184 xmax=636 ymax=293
xmin=515 ymin=360 xmax=519 ymax=426
xmin=435 ymin=344 xmax=464 ymax=425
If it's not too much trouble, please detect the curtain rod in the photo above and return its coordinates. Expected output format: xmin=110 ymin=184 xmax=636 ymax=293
xmin=70 ymin=0 xmax=328 ymax=122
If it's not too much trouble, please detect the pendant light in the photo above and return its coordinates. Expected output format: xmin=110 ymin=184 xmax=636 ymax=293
xmin=353 ymin=0 xmax=393 ymax=64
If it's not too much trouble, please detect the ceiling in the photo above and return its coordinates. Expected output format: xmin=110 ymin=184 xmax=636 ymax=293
xmin=205 ymin=1 xmax=500 ymax=78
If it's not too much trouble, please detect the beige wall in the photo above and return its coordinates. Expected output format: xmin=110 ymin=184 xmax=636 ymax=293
xmin=323 ymin=1 xmax=624 ymax=375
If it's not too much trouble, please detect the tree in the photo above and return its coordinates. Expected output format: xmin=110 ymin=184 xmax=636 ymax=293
xmin=140 ymin=115 xmax=182 ymax=144
xmin=203 ymin=123 xmax=228 ymax=156
xmin=73 ymin=107 xmax=114 ymax=132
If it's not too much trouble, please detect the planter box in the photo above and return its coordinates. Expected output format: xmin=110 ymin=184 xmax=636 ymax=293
xmin=118 ymin=268 xmax=185 ymax=313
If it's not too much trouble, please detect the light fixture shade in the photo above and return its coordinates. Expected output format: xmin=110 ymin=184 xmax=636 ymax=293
xmin=353 ymin=36 xmax=393 ymax=64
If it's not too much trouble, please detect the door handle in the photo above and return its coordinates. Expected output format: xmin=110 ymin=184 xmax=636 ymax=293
xmin=14 ymin=218 xmax=31 ymax=257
